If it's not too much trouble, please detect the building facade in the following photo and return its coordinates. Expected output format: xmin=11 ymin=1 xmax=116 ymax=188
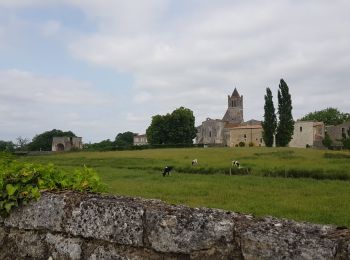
xmin=288 ymin=121 xmax=325 ymax=148
xmin=52 ymin=137 xmax=83 ymax=151
xmin=325 ymin=121 xmax=350 ymax=149
xmin=133 ymin=134 xmax=148 ymax=145
xmin=229 ymin=125 xmax=265 ymax=147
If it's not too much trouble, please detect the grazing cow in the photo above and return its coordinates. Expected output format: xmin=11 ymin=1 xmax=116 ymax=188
xmin=192 ymin=159 xmax=198 ymax=166
xmin=163 ymin=166 xmax=173 ymax=177
xmin=232 ymin=160 xmax=240 ymax=168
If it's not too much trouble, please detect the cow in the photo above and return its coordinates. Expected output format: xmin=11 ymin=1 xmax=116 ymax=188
xmin=232 ymin=160 xmax=240 ymax=168
xmin=163 ymin=166 xmax=173 ymax=177
xmin=192 ymin=159 xmax=198 ymax=166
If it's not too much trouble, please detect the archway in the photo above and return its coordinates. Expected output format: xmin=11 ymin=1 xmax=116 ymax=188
xmin=56 ymin=143 xmax=65 ymax=151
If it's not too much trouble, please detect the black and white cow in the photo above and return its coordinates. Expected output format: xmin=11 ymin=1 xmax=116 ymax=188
xmin=232 ymin=160 xmax=240 ymax=168
xmin=163 ymin=166 xmax=173 ymax=177
xmin=192 ymin=159 xmax=198 ymax=166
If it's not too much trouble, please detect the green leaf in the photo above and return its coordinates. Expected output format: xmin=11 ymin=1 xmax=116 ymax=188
xmin=6 ymin=184 xmax=18 ymax=196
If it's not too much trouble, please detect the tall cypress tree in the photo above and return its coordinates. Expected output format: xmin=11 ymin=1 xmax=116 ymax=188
xmin=262 ymin=88 xmax=277 ymax=147
xmin=275 ymin=79 xmax=294 ymax=147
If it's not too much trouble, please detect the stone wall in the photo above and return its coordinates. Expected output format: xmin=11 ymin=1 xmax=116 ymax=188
xmin=0 ymin=191 xmax=349 ymax=259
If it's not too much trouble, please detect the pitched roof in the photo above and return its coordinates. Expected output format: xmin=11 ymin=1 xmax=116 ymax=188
xmin=231 ymin=88 xmax=240 ymax=97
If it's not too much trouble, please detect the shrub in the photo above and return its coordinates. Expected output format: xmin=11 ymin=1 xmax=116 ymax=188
xmin=249 ymin=142 xmax=254 ymax=147
xmin=0 ymin=156 xmax=105 ymax=217
xmin=239 ymin=142 xmax=245 ymax=147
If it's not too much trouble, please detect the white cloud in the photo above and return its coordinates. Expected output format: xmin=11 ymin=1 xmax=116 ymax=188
xmin=1 ymin=1 xmax=350 ymax=141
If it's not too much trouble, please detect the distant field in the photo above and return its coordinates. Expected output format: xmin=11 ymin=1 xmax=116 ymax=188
xmin=19 ymin=147 xmax=350 ymax=226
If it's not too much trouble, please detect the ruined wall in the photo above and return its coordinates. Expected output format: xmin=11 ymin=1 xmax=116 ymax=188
xmin=0 ymin=191 xmax=349 ymax=259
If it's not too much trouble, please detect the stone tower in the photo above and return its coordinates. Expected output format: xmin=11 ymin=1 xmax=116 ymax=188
xmin=222 ymin=88 xmax=244 ymax=124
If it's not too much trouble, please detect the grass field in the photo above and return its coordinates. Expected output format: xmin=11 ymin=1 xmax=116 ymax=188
xmin=18 ymin=147 xmax=350 ymax=226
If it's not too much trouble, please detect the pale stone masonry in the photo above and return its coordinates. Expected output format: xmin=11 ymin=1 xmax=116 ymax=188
xmin=229 ymin=124 xmax=265 ymax=147
xmin=133 ymin=134 xmax=148 ymax=145
xmin=289 ymin=121 xmax=325 ymax=148
xmin=325 ymin=121 xmax=350 ymax=149
xmin=52 ymin=136 xmax=83 ymax=151
xmin=0 ymin=191 xmax=349 ymax=259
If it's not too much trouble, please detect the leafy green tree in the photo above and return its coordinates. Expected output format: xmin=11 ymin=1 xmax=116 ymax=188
xmin=322 ymin=132 xmax=333 ymax=149
xmin=262 ymin=88 xmax=277 ymax=147
xmin=83 ymin=139 xmax=114 ymax=151
xmin=0 ymin=141 xmax=15 ymax=152
xmin=275 ymin=79 xmax=294 ymax=147
xmin=115 ymin=132 xmax=135 ymax=147
xmin=146 ymin=107 xmax=196 ymax=145
xmin=146 ymin=114 xmax=170 ymax=144
xmin=341 ymin=128 xmax=350 ymax=150
xmin=300 ymin=108 xmax=350 ymax=126
xmin=27 ymin=129 xmax=76 ymax=151
xmin=168 ymin=107 xmax=197 ymax=144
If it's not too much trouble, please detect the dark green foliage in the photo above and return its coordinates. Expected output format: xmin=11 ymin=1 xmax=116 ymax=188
xmin=0 ymin=141 xmax=15 ymax=152
xmin=300 ymin=107 xmax=350 ymax=126
xmin=146 ymin=107 xmax=196 ymax=144
xmin=341 ymin=128 xmax=350 ymax=150
xmin=262 ymin=88 xmax=277 ymax=147
xmin=0 ymin=155 xmax=105 ymax=217
xmin=83 ymin=139 xmax=115 ymax=151
xmin=276 ymin=79 xmax=294 ymax=147
xmin=239 ymin=142 xmax=245 ymax=147
xmin=28 ymin=129 xmax=76 ymax=151
xmin=115 ymin=132 xmax=135 ymax=147
xmin=322 ymin=132 xmax=333 ymax=149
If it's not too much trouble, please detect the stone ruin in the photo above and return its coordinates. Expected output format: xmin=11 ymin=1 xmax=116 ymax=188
xmin=52 ymin=136 xmax=83 ymax=152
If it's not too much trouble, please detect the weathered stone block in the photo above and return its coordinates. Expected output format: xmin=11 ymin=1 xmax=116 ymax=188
xmin=4 ymin=192 xmax=65 ymax=231
xmin=46 ymin=233 xmax=82 ymax=260
xmin=65 ymin=195 xmax=144 ymax=246
xmin=145 ymin=205 xmax=239 ymax=255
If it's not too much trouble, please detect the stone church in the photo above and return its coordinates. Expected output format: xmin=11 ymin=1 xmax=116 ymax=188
xmin=196 ymin=88 xmax=261 ymax=146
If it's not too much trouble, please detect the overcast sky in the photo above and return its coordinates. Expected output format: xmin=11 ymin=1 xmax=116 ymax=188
xmin=0 ymin=0 xmax=349 ymax=143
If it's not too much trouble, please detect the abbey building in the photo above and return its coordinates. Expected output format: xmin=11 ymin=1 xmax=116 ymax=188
xmin=196 ymin=88 xmax=264 ymax=146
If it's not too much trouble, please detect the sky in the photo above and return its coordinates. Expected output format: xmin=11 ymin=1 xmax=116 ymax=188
xmin=0 ymin=0 xmax=349 ymax=143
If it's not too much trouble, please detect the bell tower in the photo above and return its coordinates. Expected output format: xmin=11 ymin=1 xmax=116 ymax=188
xmin=222 ymin=88 xmax=244 ymax=124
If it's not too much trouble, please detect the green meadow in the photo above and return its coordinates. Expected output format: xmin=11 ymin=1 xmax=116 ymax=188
xmin=19 ymin=147 xmax=350 ymax=227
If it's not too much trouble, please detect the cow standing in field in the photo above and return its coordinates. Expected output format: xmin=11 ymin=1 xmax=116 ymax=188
xmin=163 ymin=166 xmax=173 ymax=177
xmin=232 ymin=160 xmax=240 ymax=168
xmin=192 ymin=159 xmax=198 ymax=166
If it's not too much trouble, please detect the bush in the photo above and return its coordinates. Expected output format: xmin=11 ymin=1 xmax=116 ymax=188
xmin=249 ymin=142 xmax=254 ymax=147
xmin=239 ymin=142 xmax=245 ymax=147
xmin=0 ymin=156 xmax=105 ymax=217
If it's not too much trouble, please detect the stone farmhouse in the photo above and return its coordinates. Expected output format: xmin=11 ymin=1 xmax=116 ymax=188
xmin=52 ymin=137 xmax=83 ymax=151
xmin=289 ymin=121 xmax=325 ymax=148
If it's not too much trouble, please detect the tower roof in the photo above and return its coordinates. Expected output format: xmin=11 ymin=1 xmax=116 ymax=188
xmin=231 ymin=88 xmax=240 ymax=97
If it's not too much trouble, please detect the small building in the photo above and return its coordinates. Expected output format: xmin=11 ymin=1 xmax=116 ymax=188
xmin=133 ymin=134 xmax=148 ymax=146
xmin=229 ymin=124 xmax=264 ymax=147
xmin=325 ymin=121 xmax=350 ymax=149
xmin=289 ymin=121 xmax=325 ymax=148
xmin=52 ymin=137 xmax=83 ymax=151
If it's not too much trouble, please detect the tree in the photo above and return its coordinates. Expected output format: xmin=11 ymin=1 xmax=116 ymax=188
xmin=262 ymin=88 xmax=277 ymax=147
xmin=300 ymin=108 xmax=350 ymax=126
xmin=16 ymin=136 xmax=29 ymax=151
xmin=0 ymin=140 xmax=15 ymax=152
xmin=341 ymin=128 xmax=350 ymax=150
xmin=275 ymin=79 xmax=294 ymax=147
xmin=27 ymin=129 xmax=76 ymax=151
xmin=168 ymin=107 xmax=197 ymax=144
xmin=322 ymin=132 xmax=333 ymax=149
xmin=115 ymin=132 xmax=135 ymax=147
xmin=146 ymin=107 xmax=196 ymax=145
